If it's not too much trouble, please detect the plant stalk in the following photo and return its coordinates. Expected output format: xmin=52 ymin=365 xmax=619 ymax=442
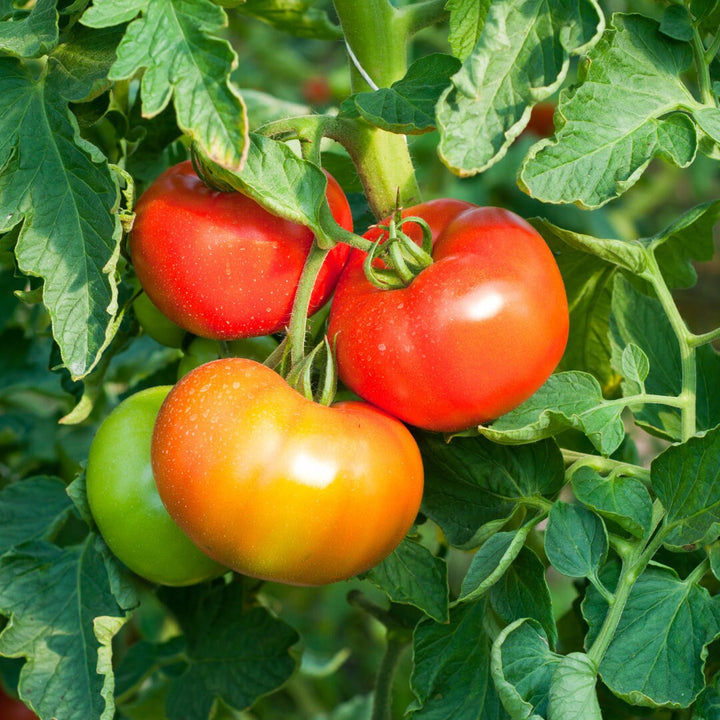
xmin=332 ymin=0 xmax=421 ymax=218
xmin=371 ymin=630 xmax=409 ymax=720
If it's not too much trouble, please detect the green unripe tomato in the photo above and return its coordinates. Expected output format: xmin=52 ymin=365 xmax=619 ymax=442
xmin=178 ymin=336 xmax=279 ymax=378
xmin=86 ymin=386 xmax=226 ymax=586
xmin=133 ymin=291 xmax=187 ymax=348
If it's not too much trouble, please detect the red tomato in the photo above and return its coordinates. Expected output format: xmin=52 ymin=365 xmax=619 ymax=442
xmin=522 ymin=101 xmax=556 ymax=138
xmin=130 ymin=161 xmax=353 ymax=339
xmin=0 ymin=685 xmax=38 ymax=720
xmin=151 ymin=358 xmax=424 ymax=586
xmin=327 ymin=200 xmax=569 ymax=432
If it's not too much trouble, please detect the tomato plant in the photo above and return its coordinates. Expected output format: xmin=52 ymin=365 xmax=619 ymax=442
xmin=151 ymin=358 xmax=424 ymax=586
xmin=3 ymin=1 xmax=720 ymax=720
xmin=86 ymin=386 xmax=226 ymax=586
xmin=130 ymin=161 xmax=353 ymax=339
xmin=328 ymin=200 xmax=569 ymax=431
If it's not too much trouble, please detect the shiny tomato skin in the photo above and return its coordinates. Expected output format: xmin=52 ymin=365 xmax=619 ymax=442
xmin=86 ymin=386 xmax=226 ymax=586
xmin=151 ymin=358 xmax=424 ymax=587
xmin=328 ymin=200 xmax=569 ymax=433
xmin=130 ymin=161 xmax=353 ymax=339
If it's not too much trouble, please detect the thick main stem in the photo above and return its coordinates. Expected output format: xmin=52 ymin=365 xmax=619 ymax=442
xmin=332 ymin=0 xmax=421 ymax=218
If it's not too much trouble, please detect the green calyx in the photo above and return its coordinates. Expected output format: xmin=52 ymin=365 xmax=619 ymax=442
xmin=363 ymin=212 xmax=434 ymax=290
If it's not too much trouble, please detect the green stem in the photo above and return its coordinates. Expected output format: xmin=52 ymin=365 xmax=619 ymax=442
xmin=288 ymin=243 xmax=330 ymax=366
xmin=371 ymin=631 xmax=409 ymax=720
xmin=641 ymin=252 xmax=697 ymax=441
xmin=587 ymin=501 xmax=667 ymax=664
xmin=396 ymin=0 xmax=450 ymax=36
xmin=689 ymin=325 xmax=720 ymax=348
xmin=692 ymin=27 xmax=716 ymax=105
xmin=332 ymin=0 xmax=421 ymax=218
xmin=705 ymin=29 xmax=720 ymax=66
xmin=561 ymin=450 xmax=651 ymax=482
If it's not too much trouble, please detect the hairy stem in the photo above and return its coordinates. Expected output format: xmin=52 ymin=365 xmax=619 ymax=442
xmin=371 ymin=631 xmax=410 ymax=720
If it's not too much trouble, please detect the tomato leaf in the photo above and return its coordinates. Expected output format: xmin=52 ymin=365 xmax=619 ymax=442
xmin=341 ymin=54 xmax=461 ymax=135
xmin=458 ymin=526 xmax=533 ymax=605
xmin=0 ymin=57 xmax=123 ymax=380
xmin=571 ymin=467 xmax=653 ymax=540
xmin=547 ymin=653 xmax=602 ymax=720
xmin=478 ymin=372 xmax=626 ymax=456
xmin=416 ymin=433 xmax=563 ymax=549
xmin=0 ymin=0 xmax=58 ymax=57
xmin=0 ymin=536 xmax=136 ymax=720
xmin=446 ymin=0 xmax=491 ymax=62
xmin=651 ymin=427 xmax=720 ymax=550
xmin=81 ymin=0 xmax=147 ymax=26
xmin=583 ymin=564 xmax=720 ymax=708
xmin=490 ymin=617 xmax=561 ymax=720
xmin=489 ymin=547 xmax=557 ymax=650
xmin=409 ymin=601 xmax=508 ymax=720
xmin=364 ymin=538 xmax=449 ymax=623
xmin=230 ymin=0 xmax=342 ymax=40
xmin=437 ymin=0 xmax=604 ymax=176
xmin=693 ymin=672 xmax=720 ymax=720
xmin=544 ymin=501 xmax=608 ymax=580
xmin=195 ymin=133 xmax=338 ymax=248
xmin=519 ymin=14 xmax=698 ymax=209
xmin=0 ymin=477 xmax=74 ymax=554
xmin=83 ymin=0 xmax=248 ymax=172
xmin=158 ymin=581 xmax=298 ymax=719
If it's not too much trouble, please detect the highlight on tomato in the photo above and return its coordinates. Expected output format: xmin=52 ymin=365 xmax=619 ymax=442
xmin=328 ymin=199 xmax=569 ymax=433
xmin=151 ymin=358 xmax=424 ymax=587
xmin=129 ymin=161 xmax=353 ymax=340
xmin=86 ymin=386 xmax=226 ymax=586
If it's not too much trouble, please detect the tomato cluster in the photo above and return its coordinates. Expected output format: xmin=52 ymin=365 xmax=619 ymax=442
xmin=87 ymin=161 xmax=568 ymax=588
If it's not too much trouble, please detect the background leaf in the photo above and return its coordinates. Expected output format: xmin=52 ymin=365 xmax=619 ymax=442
xmin=409 ymin=600 xmax=508 ymax=720
xmin=364 ymin=537 xmax=449 ymax=623
xmin=159 ymin=581 xmax=299 ymax=718
xmin=0 ymin=476 xmax=73 ymax=554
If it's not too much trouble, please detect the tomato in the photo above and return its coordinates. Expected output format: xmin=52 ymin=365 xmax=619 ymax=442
xmin=133 ymin=289 xmax=186 ymax=348
xmin=177 ymin=335 xmax=279 ymax=378
xmin=522 ymin=101 xmax=556 ymax=138
xmin=0 ymin=685 xmax=38 ymax=720
xmin=327 ymin=199 xmax=569 ymax=432
xmin=130 ymin=161 xmax=353 ymax=340
xmin=151 ymin=358 xmax=424 ymax=586
xmin=86 ymin=386 xmax=226 ymax=586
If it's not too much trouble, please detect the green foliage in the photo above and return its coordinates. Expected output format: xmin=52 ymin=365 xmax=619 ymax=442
xmin=2 ymin=0 xmax=720 ymax=718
